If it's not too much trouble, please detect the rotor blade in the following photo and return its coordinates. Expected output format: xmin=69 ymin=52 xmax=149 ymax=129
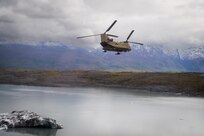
xmin=76 ymin=34 xmax=101 ymax=39
xmin=129 ymin=41 xmax=143 ymax=45
xmin=106 ymin=34 xmax=118 ymax=38
xmin=126 ymin=30 xmax=134 ymax=41
xmin=104 ymin=20 xmax=117 ymax=33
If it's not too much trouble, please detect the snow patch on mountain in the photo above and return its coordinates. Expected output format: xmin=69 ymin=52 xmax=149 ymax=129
xmin=180 ymin=46 xmax=204 ymax=60
xmin=132 ymin=44 xmax=204 ymax=60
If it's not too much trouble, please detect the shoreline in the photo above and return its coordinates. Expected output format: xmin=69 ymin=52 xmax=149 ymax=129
xmin=0 ymin=83 xmax=186 ymax=98
xmin=0 ymin=69 xmax=204 ymax=97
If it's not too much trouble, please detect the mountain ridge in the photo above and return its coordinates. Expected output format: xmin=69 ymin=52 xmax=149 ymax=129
xmin=0 ymin=42 xmax=203 ymax=72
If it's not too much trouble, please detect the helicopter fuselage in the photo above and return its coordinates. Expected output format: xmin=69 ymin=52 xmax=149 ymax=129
xmin=77 ymin=20 xmax=143 ymax=54
xmin=100 ymin=34 xmax=131 ymax=52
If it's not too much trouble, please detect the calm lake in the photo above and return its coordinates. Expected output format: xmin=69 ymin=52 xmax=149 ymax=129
xmin=0 ymin=84 xmax=204 ymax=136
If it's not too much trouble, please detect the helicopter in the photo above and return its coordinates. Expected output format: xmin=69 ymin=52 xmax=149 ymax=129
xmin=77 ymin=20 xmax=143 ymax=55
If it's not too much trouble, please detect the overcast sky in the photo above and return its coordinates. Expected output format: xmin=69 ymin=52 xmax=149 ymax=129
xmin=0 ymin=0 xmax=203 ymax=49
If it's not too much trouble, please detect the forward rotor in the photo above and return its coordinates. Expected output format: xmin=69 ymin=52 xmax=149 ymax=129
xmin=76 ymin=33 xmax=118 ymax=39
xmin=77 ymin=20 xmax=118 ymax=39
xmin=76 ymin=34 xmax=101 ymax=39
xmin=104 ymin=20 xmax=117 ymax=34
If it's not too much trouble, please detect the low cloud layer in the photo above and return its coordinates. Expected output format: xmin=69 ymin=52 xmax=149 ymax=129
xmin=0 ymin=0 xmax=204 ymax=49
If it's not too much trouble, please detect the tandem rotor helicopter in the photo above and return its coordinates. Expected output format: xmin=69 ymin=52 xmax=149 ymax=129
xmin=77 ymin=20 xmax=143 ymax=55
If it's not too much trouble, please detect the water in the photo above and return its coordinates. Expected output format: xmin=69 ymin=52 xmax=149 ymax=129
xmin=0 ymin=84 xmax=204 ymax=136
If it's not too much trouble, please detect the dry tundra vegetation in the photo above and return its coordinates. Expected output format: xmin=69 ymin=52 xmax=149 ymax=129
xmin=0 ymin=69 xmax=204 ymax=97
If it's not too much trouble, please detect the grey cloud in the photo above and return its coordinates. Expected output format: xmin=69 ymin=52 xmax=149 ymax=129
xmin=12 ymin=0 xmax=65 ymax=19
xmin=183 ymin=0 xmax=204 ymax=9
xmin=85 ymin=0 xmax=164 ymax=16
xmin=0 ymin=15 xmax=14 ymax=23
xmin=0 ymin=0 xmax=203 ymax=49
xmin=0 ymin=0 xmax=18 ymax=7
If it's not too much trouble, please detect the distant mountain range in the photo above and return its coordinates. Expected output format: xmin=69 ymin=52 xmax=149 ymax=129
xmin=0 ymin=42 xmax=203 ymax=72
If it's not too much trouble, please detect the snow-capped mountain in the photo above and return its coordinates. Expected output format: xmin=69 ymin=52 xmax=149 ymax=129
xmin=162 ymin=48 xmax=181 ymax=59
xmin=180 ymin=46 xmax=204 ymax=60
xmin=0 ymin=42 xmax=203 ymax=72
xmin=132 ymin=44 xmax=204 ymax=60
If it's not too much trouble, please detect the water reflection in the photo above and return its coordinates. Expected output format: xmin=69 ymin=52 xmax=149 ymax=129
xmin=0 ymin=85 xmax=204 ymax=136
xmin=6 ymin=128 xmax=57 ymax=136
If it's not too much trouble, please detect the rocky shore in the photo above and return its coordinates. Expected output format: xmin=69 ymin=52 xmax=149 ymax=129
xmin=0 ymin=69 xmax=204 ymax=97
xmin=0 ymin=111 xmax=62 ymax=130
